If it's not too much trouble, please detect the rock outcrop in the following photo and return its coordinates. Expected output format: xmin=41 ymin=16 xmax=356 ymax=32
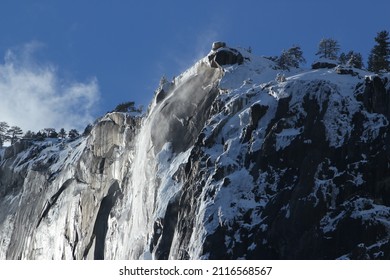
xmin=312 ymin=60 xmax=337 ymax=69
xmin=208 ymin=43 xmax=244 ymax=68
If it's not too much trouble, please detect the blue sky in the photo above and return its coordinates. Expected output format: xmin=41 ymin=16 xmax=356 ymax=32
xmin=0 ymin=0 xmax=389 ymax=132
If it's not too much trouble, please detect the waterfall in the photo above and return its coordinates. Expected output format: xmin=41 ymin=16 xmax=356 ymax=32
xmin=105 ymin=58 xmax=222 ymax=259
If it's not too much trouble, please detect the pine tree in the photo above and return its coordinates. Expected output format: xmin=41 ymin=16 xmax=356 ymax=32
xmin=0 ymin=122 xmax=9 ymax=133
xmin=368 ymin=30 xmax=390 ymax=73
xmin=7 ymin=126 xmax=23 ymax=145
xmin=50 ymin=130 xmax=58 ymax=138
xmin=316 ymin=38 xmax=340 ymax=60
xmin=339 ymin=52 xmax=348 ymax=65
xmin=339 ymin=51 xmax=364 ymax=69
xmin=44 ymin=128 xmax=58 ymax=138
xmin=39 ymin=130 xmax=48 ymax=138
xmin=23 ymin=130 xmax=36 ymax=139
xmin=113 ymin=101 xmax=142 ymax=113
xmin=347 ymin=51 xmax=363 ymax=69
xmin=36 ymin=131 xmax=45 ymax=140
xmin=278 ymin=45 xmax=306 ymax=70
xmin=58 ymin=128 xmax=67 ymax=139
xmin=68 ymin=129 xmax=80 ymax=140
xmin=0 ymin=121 xmax=10 ymax=147
xmin=278 ymin=51 xmax=289 ymax=70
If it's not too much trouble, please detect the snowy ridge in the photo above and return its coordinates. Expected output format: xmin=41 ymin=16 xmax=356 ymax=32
xmin=168 ymin=53 xmax=390 ymax=259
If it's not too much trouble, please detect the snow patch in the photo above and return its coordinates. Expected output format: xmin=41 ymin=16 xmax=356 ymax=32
xmin=275 ymin=127 xmax=303 ymax=151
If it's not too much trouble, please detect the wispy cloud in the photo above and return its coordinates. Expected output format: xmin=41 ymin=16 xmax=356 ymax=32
xmin=159 ymin=23 xmax=224 ymax=81
xmin=193 ymin=28 xmax=221 ymax=62
xmin=0 ymin=42 xmax=100 ymax=133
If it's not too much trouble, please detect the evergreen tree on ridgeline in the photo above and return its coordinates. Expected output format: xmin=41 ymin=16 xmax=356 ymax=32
xmin=368 ymin=30 xmax=390 ymax=73
xmin=7 ymin=126 xmax=23 ymax=145
xmin=44 ymin=128 xmax=58 ymax=138
xmin=113 ymin=101 xmax=142 ymax=114
xmin=339 ymin=51 xmax=364 ymax=69
xmin=58 ymin=128 xmax=67 ymax=139
xmin=68 ymin=129 xmax=80 ymax=140
xmin=0 ymin=121 xmax=10 ymax=147
xmin=23 ymin=130 xmax=36 ymax=139
xmin=316 ymin=38 xmax=340 ymax=60
xmin=278 ymin=45 xmax=306 ymax=70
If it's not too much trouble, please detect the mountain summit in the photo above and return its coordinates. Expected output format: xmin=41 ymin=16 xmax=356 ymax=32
xmin=1 ymin=43 xmax=390 ymax=259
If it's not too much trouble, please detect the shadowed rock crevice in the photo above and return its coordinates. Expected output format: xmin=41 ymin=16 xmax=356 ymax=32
xmin=92 ymin=181 xmax=122 ymax=259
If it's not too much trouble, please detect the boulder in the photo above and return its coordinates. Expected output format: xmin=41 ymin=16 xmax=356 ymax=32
xmin=335 ymin=66 xmax=358 ymax=76
xmin=208 ymin=47 xmax=244 ymax=68
xmin=312 ymin=61 xmax=337 ymax=69
xmin=212 ymin=41 xmax=226 ymax=51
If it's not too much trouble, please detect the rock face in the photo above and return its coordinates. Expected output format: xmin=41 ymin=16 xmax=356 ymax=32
xmin=1 ymin=46 xmax=390 ymax=260
xmin=0 ymin=113 xmax=141 ymax=259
